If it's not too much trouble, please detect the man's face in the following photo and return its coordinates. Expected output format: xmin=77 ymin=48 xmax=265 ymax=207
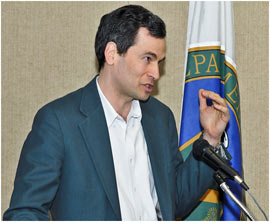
xmin=112 ymin=27 xmax=166 ymax=102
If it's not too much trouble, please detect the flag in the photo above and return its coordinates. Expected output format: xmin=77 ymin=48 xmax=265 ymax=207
xmin=179 ymin=2 xmax=243 ymax=220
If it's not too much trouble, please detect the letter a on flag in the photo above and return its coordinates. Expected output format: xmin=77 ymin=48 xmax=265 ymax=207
xmin=179 ymin=2 xmax=244 ymax=220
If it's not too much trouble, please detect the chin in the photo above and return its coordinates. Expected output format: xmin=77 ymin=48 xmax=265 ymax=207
xmin=131 ymin=90 xmax=151 ymax=101
xmin=137 ymin=94 xmax=150 ymax=101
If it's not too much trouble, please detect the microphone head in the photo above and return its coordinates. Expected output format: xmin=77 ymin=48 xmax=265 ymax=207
xmin=193 ymin=138 xmax=210 ymax=160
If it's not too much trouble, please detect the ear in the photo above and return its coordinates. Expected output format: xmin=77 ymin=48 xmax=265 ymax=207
xmin=104 ymin=42 xmax=118 ymax=66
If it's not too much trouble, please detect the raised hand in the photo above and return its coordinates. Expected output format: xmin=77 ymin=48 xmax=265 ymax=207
xmin=198 ymin=89 xmax=230 ymax=146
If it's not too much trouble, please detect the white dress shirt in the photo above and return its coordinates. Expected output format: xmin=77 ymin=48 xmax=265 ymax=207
xmin=96 ymin=78 xmax=161 ymax=221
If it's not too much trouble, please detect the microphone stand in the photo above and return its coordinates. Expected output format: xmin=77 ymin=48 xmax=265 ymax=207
xmin=213 ymin=170 xmax=255 ymax=221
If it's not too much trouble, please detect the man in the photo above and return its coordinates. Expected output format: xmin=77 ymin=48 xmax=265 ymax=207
xmin=3 ymin=5 xmax=229 ymax=220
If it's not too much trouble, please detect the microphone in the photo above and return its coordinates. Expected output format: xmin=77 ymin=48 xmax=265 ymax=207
xmin=193 ymin=138 xmax=249 ymax=191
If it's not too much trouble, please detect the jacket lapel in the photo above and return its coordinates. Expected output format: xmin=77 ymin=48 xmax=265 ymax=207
xmin=141 ymin=101 xmax=173 ymax=220
xmin=78 ymin=77 xmax=121 ymax=219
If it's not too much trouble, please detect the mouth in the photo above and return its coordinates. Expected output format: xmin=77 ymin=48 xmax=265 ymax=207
xmin=143 ymin=83 xmax=154 ymax=93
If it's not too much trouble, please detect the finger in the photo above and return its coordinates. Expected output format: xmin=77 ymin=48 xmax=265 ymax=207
xmin=198 ymin=89 xmax=207 ymax=110
xmin=213 ymin=103 xmax=230 ymax=119
xmin=202 ymin=90 xmax=226 ymax=107
xmin=212 ymin=99 xmax=226 ymax=108
xmin=213 ymin=103 xmax=228 ymax=113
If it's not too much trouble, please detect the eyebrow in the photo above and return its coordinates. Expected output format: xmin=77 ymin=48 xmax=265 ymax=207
xmin=143 ymin=52 xmax=166 ymax=64
xmin=158 ymin=57 xmax=166 ymax=64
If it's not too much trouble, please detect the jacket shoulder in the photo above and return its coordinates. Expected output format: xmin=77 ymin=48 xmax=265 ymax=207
xmin=41 ymin=86 xmax=84 ymax=113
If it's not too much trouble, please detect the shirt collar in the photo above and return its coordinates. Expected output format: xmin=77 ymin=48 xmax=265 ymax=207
xmin=127 ymin=100 xmax=142 ymax=121
xmin=96 ymin=77 xmax=142 ymax=128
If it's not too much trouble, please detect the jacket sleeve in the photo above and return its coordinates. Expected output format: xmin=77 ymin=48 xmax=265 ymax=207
xmin=167 ymin=109 xmax=215 ymax=219
xmin=3 ymin=105 xmax=65 ymax=221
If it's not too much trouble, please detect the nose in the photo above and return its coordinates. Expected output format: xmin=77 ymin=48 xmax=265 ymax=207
xmin=149 ymin=63 xmax=160 ymax=81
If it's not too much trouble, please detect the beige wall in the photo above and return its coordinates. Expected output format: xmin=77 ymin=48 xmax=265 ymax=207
xmin=2 ymin=1 xmax=269 ymax=220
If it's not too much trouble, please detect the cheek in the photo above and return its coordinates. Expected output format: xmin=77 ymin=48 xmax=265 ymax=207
xmin=119 ymin=57 xmax=146 ymax=85
xmin=126 ymin=63 xmax=144 ymax=80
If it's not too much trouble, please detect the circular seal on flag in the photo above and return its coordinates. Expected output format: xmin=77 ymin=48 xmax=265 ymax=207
xmin=203 ymin=207 xmax=218 ymax=221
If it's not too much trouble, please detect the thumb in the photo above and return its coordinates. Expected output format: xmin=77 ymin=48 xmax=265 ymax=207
xmin=199 ymin=89 xmax=207 ymax=110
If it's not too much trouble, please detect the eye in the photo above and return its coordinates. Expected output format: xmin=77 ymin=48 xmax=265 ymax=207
xmin=144 ymin=56 xmax=152 ymax=62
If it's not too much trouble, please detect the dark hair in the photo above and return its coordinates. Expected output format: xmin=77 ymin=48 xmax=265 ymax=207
xmin=95 ymin=5 xmax=166 ymax=71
